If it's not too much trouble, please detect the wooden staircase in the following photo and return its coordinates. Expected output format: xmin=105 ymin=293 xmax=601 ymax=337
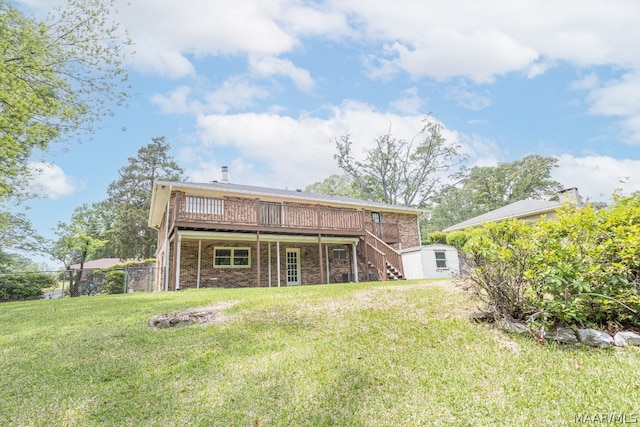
xmin=359 ymin=231 xmax=405 ymax=281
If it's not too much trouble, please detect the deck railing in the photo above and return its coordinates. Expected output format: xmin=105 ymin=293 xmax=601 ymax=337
xmin=172 ymin=194 xmax=365 ymax=232
xmin=361 ymin=230 xmax=404 ymax=280
xmin=364 ymin=222 xmax=400 ymax=242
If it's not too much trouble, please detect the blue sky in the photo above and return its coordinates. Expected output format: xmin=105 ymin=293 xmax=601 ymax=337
xmin=14 ymin=0 xmax=640 ymax=265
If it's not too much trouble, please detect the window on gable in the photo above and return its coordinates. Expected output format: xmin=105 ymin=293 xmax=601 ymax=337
xmin=435 ymin=251 xmax=447 ymax=269
xmin=214 ymin=247 xmax=251 ymax=268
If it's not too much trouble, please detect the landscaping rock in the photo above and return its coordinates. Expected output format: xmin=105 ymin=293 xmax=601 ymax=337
xmin=576 ymin=328 xmax=614 ymax=348
xmin=613 ymin=331 xmax=640 ymax=347
xmin=468 ymin=310 xmax=492 ymax=322
xmin=148 ymin=302 xmax=235 ymax=328
xmin=497 ymin=319 xmax=530 ymax=335
xmin=544 ymin=327 xmax=579 ymax=344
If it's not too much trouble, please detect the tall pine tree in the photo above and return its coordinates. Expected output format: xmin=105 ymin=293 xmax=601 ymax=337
xmin=106 ymin=137 xmax=183 ymax=259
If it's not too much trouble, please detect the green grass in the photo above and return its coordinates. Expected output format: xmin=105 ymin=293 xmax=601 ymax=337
xmin=1 ymin=280 xmax=638 ymax=426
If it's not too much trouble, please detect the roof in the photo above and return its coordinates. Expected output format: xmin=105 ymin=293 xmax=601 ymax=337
xmin=149 ymin=180 xmax=424 ymax=229
xmin=443 ymin=199 xmax=562 ymax=232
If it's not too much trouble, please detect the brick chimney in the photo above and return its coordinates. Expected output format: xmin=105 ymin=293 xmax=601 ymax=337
xmin=558 ymin=187 xmax=582 ymax=206
xmin=221 ymin=166 xmax=229 ymax=183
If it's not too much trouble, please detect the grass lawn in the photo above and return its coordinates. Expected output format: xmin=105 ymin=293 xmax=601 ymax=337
xmin=0 ymin=280 xmax=638 ymax=426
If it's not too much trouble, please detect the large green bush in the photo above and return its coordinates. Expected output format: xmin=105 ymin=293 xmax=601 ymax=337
xmin=462 ymin=194 xmax=640 ymax=331
xmin=104 ymin=270 xmax=125 ymax=294
xmin=0 ymin=273 xmax=57 ymax=302
xmin=445 ymin=230 xmax=471 ymax=250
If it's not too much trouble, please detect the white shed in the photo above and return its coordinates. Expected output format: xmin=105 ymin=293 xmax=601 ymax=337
xmin=400 ymin=244 xmax=460 ymax=279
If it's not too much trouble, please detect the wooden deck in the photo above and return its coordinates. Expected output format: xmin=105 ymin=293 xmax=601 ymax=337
xmin=169 ymin=193 xmax=399 ymax=240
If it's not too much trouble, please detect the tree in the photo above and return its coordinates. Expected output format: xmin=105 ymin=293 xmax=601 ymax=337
xmin=463 ymin=155 xmax=563 ymax=212
xmin=334 ymin=118 xmax=465 ymax=207
xmin=0 ymin=0 xmax=129 ymax=198
xmin=304 ymin=174 xmax=364 ymax=198
xmin=0 ymin=251 xmax=41 ymax=273
xmin=425 ymin=155 xmax=564 ymax=232
xmin=422 ymin=186 xmax=486 ymax=235
xmin=106 ymin=137 xmax=184 ymax=259
xmin=38 ymin=203 xmax=108 ymax=296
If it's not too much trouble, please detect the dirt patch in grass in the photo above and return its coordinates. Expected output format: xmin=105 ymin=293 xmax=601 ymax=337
xmin=148 ymin=301 xmax=237 ymax=328
xmin=301 ymin=280 xmax=471 ymax=317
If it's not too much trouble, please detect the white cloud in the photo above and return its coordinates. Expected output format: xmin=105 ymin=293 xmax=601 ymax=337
xmin=444 ymin=83 xmax=492 ymax=111
xmin=112 ymin=0 xmax=640 ymax=136
xmin=191 ymin=101 xmax=465 ymax=189
xmin=554 ymin=154 xmax=640 ymax=202
xmin=28 ymin=162 xmax=79 ymax=200
xmin=151 ymin=86 xmax=201 ymax=115
xmin=388 ymin=29 xmax=539 ymax=84
xmin=390 ymin=87 xmax=424 ymax=114
xmin=151 ymin=78 xmax=271 ymax=116
xmin=204 ymin=77 xmax=272 ymax=114
xmin=121 ymin=0 xmax=298 ymax=79
xmin=249 ymin=56 xmax=315 ymax=91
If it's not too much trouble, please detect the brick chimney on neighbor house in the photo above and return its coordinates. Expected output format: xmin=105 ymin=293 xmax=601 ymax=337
xmin=221 ymin=166 xmax=229 ymax=183
xmin=558 ymin=187 xmax=582 ymax=206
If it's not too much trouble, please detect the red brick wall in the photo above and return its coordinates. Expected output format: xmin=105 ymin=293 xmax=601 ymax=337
xmin=175 ymin=239 xmax=360 ymax=289
xmin=364 ymin=210 xmax=420 ymax=249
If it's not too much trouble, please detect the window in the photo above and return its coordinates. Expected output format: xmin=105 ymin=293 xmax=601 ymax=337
xmin=214 ymin=247 xmax=251 ymax=268
xmin=371 ymin=212 xmax=381 ymax=223
xmin=435 ymin=251 xmax=447 ymax=269
xmin=186 ymin=196 xmax=223 ymax=215
xmin=333 ymin=249 xmax=346 ymax=260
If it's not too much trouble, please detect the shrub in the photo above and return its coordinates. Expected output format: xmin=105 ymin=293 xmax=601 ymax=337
xmin=462 ymin=220 xmax=537 ymax=321
xmin=104 ymin=270 xmax=125 ymax=294
xmin=462 ymin=194 xmax=640 ymax=331
xmin=426 ymin=231 xmax=447 ymax=244
xmin=0 ymin=273 xmax=57 ymax=302
xmin=446 ymin=230 xmax=471 ymax=250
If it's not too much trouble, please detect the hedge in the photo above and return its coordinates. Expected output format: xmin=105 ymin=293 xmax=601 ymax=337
xmin=0 ymin=273 xmax=57 ymax=302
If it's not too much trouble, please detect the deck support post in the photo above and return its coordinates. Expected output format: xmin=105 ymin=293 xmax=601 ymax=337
xmin=318 ymin=234 xmax=324 ymax=285
xmin=256 ymin=232 xmax=261 ymax=287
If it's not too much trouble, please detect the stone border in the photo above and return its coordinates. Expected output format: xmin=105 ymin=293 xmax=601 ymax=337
xmin=471 ymin=313 xmax=640 ymax=349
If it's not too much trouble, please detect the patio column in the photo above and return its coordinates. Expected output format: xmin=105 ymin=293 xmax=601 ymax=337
xmin=256 ymin=232 xmax=261 ymax=287
xmin=318 ymin=234 xmax=324 ymax=285
xmin=196 ymin=239 xmax=202 ymax=289
xmin=276 ymin=241 xmax=281 ymax=287
xmin=268 ymin=242 xmax=272 ymax=288
xmin=352 ymin=242 xmax=359 ymax=282
xmin=174 ymin=233 xmax=182 ymax=290
xmin=325 ymin=244 xmax=330 ymax=284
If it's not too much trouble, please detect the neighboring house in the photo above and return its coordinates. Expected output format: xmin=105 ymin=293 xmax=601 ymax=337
xmin=148 ymin=177 xmax=423 ymax=290
xmin=401 ymin=244 xmax=460 ymax=279
xmin=443 ymin=187 xmax=582 ymax=232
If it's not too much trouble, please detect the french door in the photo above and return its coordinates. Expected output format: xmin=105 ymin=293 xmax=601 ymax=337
xmin=285 ymin=248 xmax=301 ymax=286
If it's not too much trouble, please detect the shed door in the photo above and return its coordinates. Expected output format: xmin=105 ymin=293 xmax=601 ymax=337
xmin=286 ymin=248 xmax=301 ymax=286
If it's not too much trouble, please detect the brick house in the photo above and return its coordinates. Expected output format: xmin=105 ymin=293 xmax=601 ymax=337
xmin=148 ymin=179 xmax=423 ymax=290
